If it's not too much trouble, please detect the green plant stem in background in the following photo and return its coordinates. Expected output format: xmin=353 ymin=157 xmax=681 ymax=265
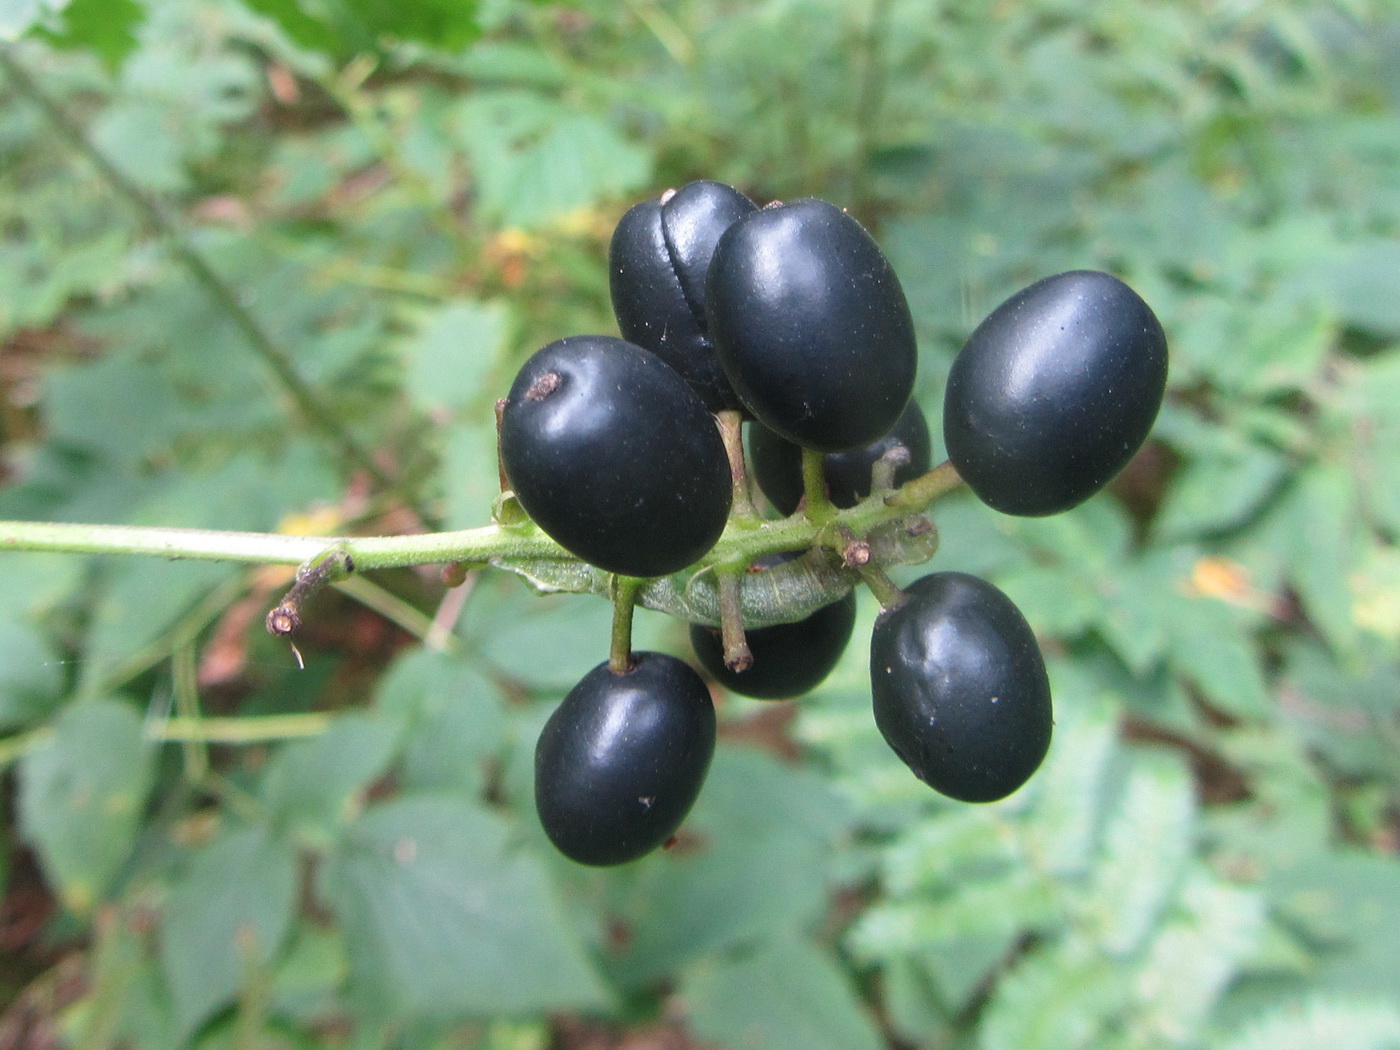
xmin=0 ymin=44 xmax=419 ymax=515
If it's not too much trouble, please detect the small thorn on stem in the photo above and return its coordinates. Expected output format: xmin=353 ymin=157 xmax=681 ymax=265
xmin=440 ymin=562 xmax=470 ymax=588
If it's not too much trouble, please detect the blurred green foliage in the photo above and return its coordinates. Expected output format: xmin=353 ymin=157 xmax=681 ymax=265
xmin=2 ymin=0 xmax=1400 ymax=1047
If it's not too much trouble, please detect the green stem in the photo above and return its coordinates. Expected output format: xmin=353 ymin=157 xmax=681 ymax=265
xmin=802 ymin=447 xmax=836 ymax=523
xmin=150 ymin=713 xmax=332 ymax=743
xmin=0 ymin=713 xmax=334 ymax=773
xmin=885 ymin=460 xmax=964 ymax=509
xmin=858 ymin=563 xmax=907 ymax=610
xmin=171 ymin=641 xmax=208 ymax=783
xmin=0 ymin=462 xmax=966 ymax=594
xmin=0 ymin=518 xmax=560 ymax=568
xmin=333 ymin=574 xmax=446 ymax=648
xmin=0 ymin=44 xmax=410 ymax=506
xmin=609 ymin=576 xmax=644 ymax=673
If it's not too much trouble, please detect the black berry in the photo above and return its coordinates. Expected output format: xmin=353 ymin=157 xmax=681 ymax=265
xmin=870 ymin=572 xmax=1052 ymax=803
xmin=500 ymin=335 xmax=731 ymax=577
xmin=609 ymin=180 xmax=757 ymax=410
xmin=943 ymin=270 xmax=1168 ymax=516
xmin=535 ymin=652 xmax=716 ymax=866
xmin=706 ymin=198 xmax=917 ymax=451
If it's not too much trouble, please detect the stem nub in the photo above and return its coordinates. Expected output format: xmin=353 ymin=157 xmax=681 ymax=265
xmin=266 ymin=544 xmax=355 ymax=637
xmin=717 ymin=567 xmax=752 ymax=672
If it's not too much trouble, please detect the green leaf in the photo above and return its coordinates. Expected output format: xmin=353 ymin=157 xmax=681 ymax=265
xmin=1266 ymin=465 xmax=1365 ymax=653
xmin=399 ymin=298 xmax=512 ymax=417
xmin=159 ymin=824 xmax=300 ymax=1042
xmin=0 ymin=617 xmax=65 ymax=731
xmin=18 ymin=698 xmax=154 ymax=914
xmin=321 ymin=795 xmax=609 ymax=1020
xmin=374 ymin=647 xmax=506 ymax=799
xmin=474 ymin=589 xmax=616 ymax=691
xmin=452 ymin=92 xmax=650 ymax=230
xmin=1268 ymin=851 xmax=1400 ymax=1002
xmin=260 ymin=712 xmax=401 ymax=847
xmin=1154 ymin=436 xmax=1289 ymax=541
xmin=80 ymin=557 xmax=235 ymax=694
xmin=606 ymin=747 xmax=846 ymax=985
xmin=1166 ymin=597 xmax=1270 ymax=720
xmin=979 ymin=940 xmax=1131 ymax=1050
xmin=441 ymin=419 xmax=505 ymax=532
xmin=681 ymin=936 xmax=885 ymax=1050
xmin=1089 ymin=753 xmax=1195 ymax=957
xmin=1130 ymin=871 xmax=1264 ymax=1043
xmin=1319 ymin=239 xmax=1400 ymax=336
xmin=1027 ymin=690 xmax=1119 ymax=878
xmin=1221 ymin=999 xmax=1400 ymax=1050
xmin=849 ymin=870 xmax=1056 ymax=958
xmin=241 ymin=0 xmax=482 ymax=55
xmin=38 ymin=0 xmax=144 ymax=69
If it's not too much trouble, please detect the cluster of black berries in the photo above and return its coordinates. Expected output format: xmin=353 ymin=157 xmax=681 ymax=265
xmin=498 ymin=181 xmax=1168 ymax=866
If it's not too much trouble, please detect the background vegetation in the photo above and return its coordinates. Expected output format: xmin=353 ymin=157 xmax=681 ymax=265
xmin=2 ymin=0 xmax=1400 ymax=1047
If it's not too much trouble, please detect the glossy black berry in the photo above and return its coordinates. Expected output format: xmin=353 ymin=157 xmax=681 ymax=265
xmin=500 ymin=336 xmax=731 ymax=577
xmin=706 ymin=198 xmax=917 ymax=452
xmin=535 ymin=652 xmax=716 ymax=866
xmin=749 ymin=400 xmax=933 ymax=516
xmin=609 ymin=180 xmax=757 ymax=410
xmin=943 ymin=270 xmax=1168 ymax=517
xmin=689 ymin=555 xmax=858 ymax=699
xmin=870 ymin=572 xmax=1052 ymax=803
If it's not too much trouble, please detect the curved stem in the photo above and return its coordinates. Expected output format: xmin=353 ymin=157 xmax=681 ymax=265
xmin=716 ymin=410 xmax=759 ymax=522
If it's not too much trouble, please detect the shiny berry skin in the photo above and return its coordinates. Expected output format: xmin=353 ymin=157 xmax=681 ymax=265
xmin=749 ymin=400 xmax=933 ymax=516
xmin=705 ymin=198 xmax=917 ymax=452
xmin=535 ymin=652 xmax=716 ymax=866
xmin=943 ymin=270 xmax=1168 ymax=517
xmin=609 ymin=180 xmax=757 ymax=410
xmin=870 ymin=572 xmax=1052 ymax=803
xmin=689 ymin=554 xmax=858 ymax=700
xmin=500 ymin=336 xmax=731 ymax=577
